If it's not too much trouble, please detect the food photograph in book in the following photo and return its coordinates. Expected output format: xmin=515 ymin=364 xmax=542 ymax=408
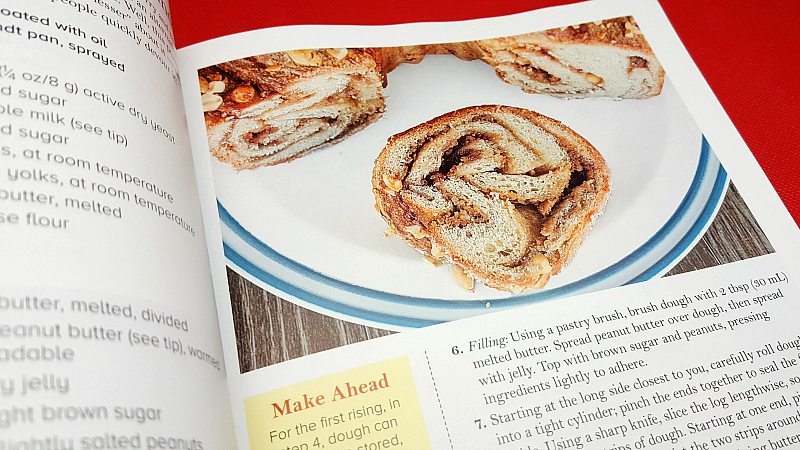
xmin=195 ymin=16 xmax=773 ymax=371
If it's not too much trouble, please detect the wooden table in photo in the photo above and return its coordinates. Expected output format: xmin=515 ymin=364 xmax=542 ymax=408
xmin=228 ymin=183 xmax=773 ymax=372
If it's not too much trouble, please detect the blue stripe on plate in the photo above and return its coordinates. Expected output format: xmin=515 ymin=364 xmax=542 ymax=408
xmin=220 ymin=136 xmax=725 ymax=326
xmin=225 ymin=244 xmax=443 ymax=327
xmin=627 ymin=161 xmax=728 ymax=283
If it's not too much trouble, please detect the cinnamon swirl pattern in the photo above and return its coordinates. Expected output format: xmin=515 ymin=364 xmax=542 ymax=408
xmin=372 ymin=105 xmax=610 ymax=292
xmin=201 ymin=49 xmax=385 ymax=169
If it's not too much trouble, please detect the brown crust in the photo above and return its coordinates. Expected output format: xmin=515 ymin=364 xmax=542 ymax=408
xmin=543 ymin=17 xmax=653 ymax=51
xmin=372 ymin=105 xmax=610 ymax=292
xmin=201 ymin=49 xmax=381 ymax=121
xmin=374 ymin=18 xmax=657 ymax=68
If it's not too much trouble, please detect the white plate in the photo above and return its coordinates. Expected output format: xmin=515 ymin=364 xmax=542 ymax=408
xmin=213 ymin=57 xmax=727 ymax=330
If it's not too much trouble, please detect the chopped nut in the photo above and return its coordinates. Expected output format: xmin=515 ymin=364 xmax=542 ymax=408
xmin=382 ymin=175 xmax=403 ymax=192
xmin=287 ymin=49 xmax=323 ymax=66
xmin=325 ymin=48 xmax=348 ymax=60
xmin=198 ymin=76 xmax=209 ymax=94
xmin=208 ymin=80 xmax=225 ymax=94
xmin=430 ymin=242 xmax=445 ymax=258
xmin=423 ymin=255 xmax=442 ymax=266
xmin=585 ymin=73 xmax=604 ymax=85
xmin=510 ymin=285 xmax=527 ymax=294
xmin=531 ymin=253 xmax=552 ymax=273
xmin=450 ymin=265 xmax=475 ymax=292
xmin=404 ymin=225 xmax=428 ymax=239
xmin=624 ymin=21 xmax=641 ymax=37
xmin=514 ymin=55 xmax=532 ymax=66
xmin=201 ymin=93 xmax=223 ymax=112
xmin=230 ymin=85 xmax=256 ymax=103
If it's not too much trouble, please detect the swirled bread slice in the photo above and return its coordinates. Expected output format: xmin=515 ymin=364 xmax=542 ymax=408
xmin=201 ymin=49 xmax=386 ymax=169
xmin=382 ymin=17 xmax=663 ymax=99
xmin=448 ymin=17 xmax=664 ymax=98
xmin=372 ymin=105 xmax=610 ymax=292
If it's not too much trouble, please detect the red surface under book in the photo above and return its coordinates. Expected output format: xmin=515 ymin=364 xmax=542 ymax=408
xmin=171 ymin=0 xmax=799 ymax=225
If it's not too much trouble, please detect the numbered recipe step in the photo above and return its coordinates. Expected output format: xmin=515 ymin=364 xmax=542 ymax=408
xmin=431 ymin=270 xmax=799 ymax=450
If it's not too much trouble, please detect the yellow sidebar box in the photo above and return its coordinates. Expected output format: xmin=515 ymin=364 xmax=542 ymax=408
xmin=245 ymin=357 xmax=431 ymax=450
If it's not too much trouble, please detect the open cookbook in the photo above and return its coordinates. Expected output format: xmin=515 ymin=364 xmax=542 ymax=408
xmin=3 ymin=0 xmax=800 ymax=448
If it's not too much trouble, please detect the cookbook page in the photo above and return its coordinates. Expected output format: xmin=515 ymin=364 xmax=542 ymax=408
xmin=0 ymin=0 xmax=235 ymax=447
xmin=174 ymin=0 xmax=800 ymax=448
